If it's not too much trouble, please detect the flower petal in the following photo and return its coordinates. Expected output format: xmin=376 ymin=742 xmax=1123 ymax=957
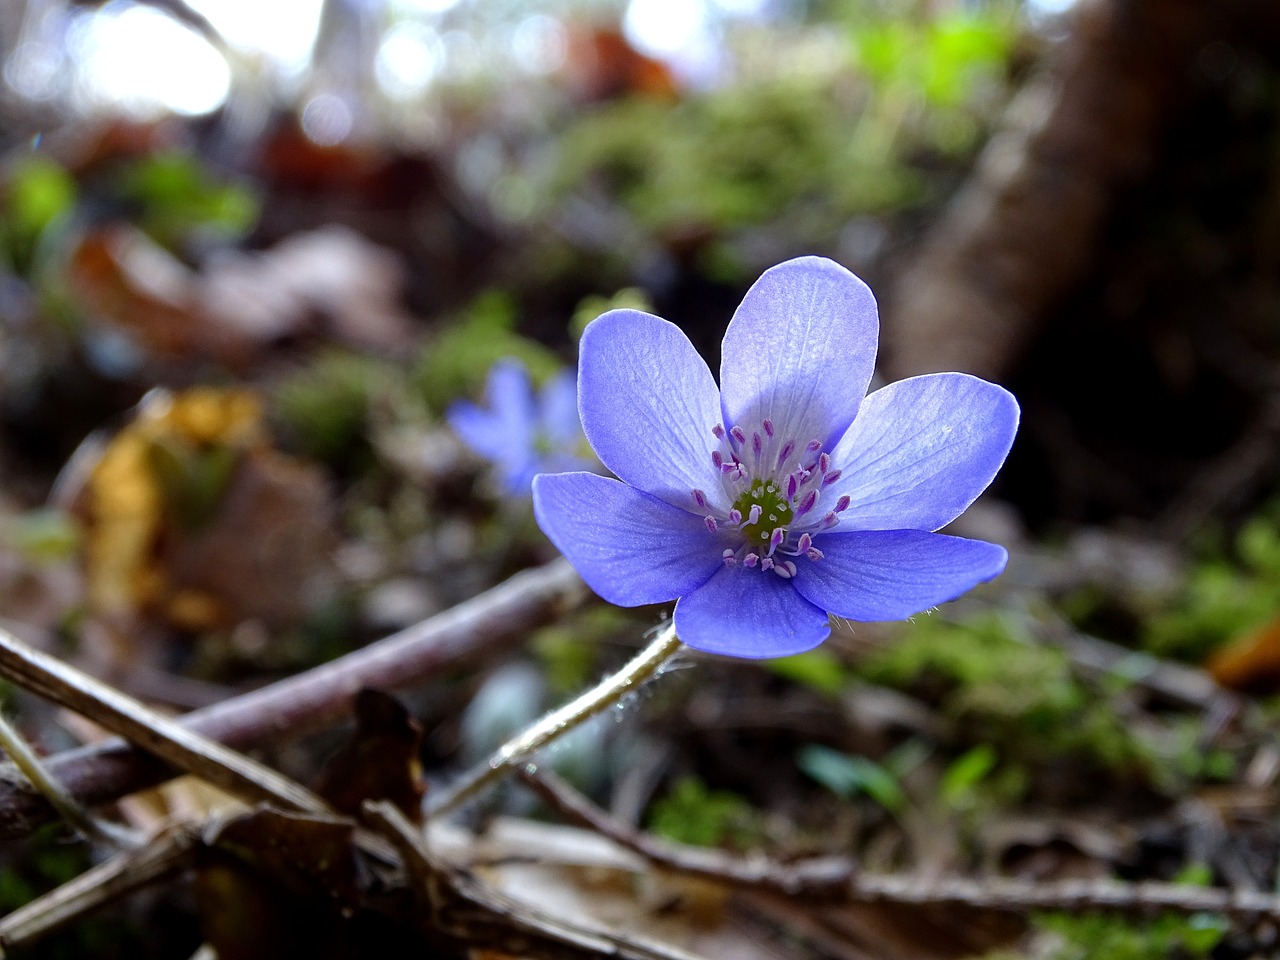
xmin=828 ymin=373 xmax=1019 ymax=532
xmin=447 ymin=361 xmax=538 ymax=490
xmin=719 ymin=257 xmax=878 ymax=451
xmin=579 ymin=310 xmax=725 ymax=509
xmin=533 ymin=472 xmax=723 ymax=607
xmin=675 ymin=566 xmax=830 ymax=658
xmin=539 ymin=369 xmax=581 ymax=447
xmin=792 ymin=529 xmax=1008 ymax=622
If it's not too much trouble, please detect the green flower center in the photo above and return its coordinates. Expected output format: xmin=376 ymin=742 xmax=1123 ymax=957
xmin=733 ymin=479 xmax=793 ymax=545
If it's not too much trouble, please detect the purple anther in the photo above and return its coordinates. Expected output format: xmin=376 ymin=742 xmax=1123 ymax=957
xmin=760 ymin=557 xmax=775 ymax=572
xmin=743 ymin=553 xmax=759 ymax=568
xmin=768 ymin=527 xmax=785 ymax=553
xmin=692 ymin=488 xmax=707 ymax=509
xmin=775 ymin=560 xmax=797 ymax=579
xmin=806 ymin=439 xmax=822 ymax=454
xmin=822 ymin=470 xmax=842 ymax=486
xmin=752 ymin=432 xmax=762 ymax=456
xmin=796 ymin=533 xmax=812 ymax=553
xmin=747 ymin=504 xmax=762 ymax=525
xmin=763 ymin=418 xmax=774 ymax=437
xmin=712 ymin=424 xmax=726 ymax=439
xmin=820 ymin=511 xmax=838 ymax=528
xmin=818 ymin=453 xmax=830 ymax=474
xmin=722 ymin=548 xmax=737 ymax=567
xmin=727 ymin=508 xmax=742 ymax=525
xmin=776 ymin=440 xmax=795 ymax=468
xmin=711 ymin=450 xmax=723 ymax=469
xmin=806 ymin=547 xmax=825 ymax=561
xmin=704 ymin=516 xmax=718 ymax=534
xmin=835 ymin=495 xmax=851 ymax=513
xmin=731 ymin=425 xmax=747 ymax=445
xmin=795 ymin=489 xmax=818 ymax=517
xmin=786 ymin=475 xmax=798 ymax=500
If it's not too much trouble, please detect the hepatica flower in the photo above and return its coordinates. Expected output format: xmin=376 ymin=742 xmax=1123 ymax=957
xmin=532 ymin=257 xmax=1020 ymax=659
xmin=448 ymin=359 xmax=589 ymax=494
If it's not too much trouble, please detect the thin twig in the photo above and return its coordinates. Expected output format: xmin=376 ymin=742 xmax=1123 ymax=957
xmin=0 ymin=558 xmax=586 ymax=840
xmin=0 ymin=712 xmax=135 ymax=848
xmin=522 ymin=769 xmax=1280 ymax=925
xmin=427 ymin=621 xmax=683 ymax=818
xmin=0 ymin=822 xmax=201 ymax=951
xmin=365 ymin=799 xmax=711 ymax=960
xmin=0 ymin=627 xmax=329 ymax=815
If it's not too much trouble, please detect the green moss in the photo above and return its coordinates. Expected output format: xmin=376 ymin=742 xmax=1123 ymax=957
xmin=648 ymin=776 xmax=762 ymax=850
xmin=413 ymin=290 xmax=560 ymax=414
xmin=1144 ymin=512 xmax=1280 ymax=662
xmin=1028 ymin=911 xmax=1225 ymax=960
xmin=858 ymin=615 xmax=1233 ymax=796
xmin=273 ymin=351 xmax=394 ymax=467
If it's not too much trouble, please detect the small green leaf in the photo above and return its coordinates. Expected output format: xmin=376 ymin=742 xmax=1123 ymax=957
xmin=940 ymin=743 xmax=998 ymax=805
xmin=797 ymin=744 xmax=905 ymax=812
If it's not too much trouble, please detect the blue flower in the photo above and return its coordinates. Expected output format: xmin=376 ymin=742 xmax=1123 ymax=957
xmin=448 ymin=359 xmax=589 ymax=494
xmin=532 ymin=257 xmax=1020 ymax=659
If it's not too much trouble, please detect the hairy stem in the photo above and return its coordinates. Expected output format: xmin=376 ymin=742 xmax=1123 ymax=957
xmin=428 ymin=622 xmax=684 ymax=818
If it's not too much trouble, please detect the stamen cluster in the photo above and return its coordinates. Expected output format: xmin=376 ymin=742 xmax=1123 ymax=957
xmin=692 ymin=417 xmax=850 ymax=579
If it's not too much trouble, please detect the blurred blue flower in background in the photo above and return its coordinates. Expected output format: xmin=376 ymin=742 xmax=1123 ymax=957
xmin=448 ymin=359 xmax=590 ymax=494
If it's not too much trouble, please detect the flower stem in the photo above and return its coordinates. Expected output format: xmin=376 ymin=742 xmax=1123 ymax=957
xmin=428 ymin=621 xmax=684 ymax=818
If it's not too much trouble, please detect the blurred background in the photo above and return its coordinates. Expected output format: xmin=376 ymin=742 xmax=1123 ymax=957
xmin=5 ymin=1 xmax=1280 ymax=957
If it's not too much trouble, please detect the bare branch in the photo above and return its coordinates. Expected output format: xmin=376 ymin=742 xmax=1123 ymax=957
xmin=523 ymin=769 xmax=1280 ymax=926
xmin=0 ymin=558 xmax=586 ymax=840
xmin=0 ymin=626 xmax=329 ymax=815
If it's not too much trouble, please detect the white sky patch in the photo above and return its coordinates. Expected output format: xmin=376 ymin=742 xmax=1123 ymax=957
xmin=510 ymin=15 xmax=566 ymax=76
xmin=70 ymin=3 xmax=230 ymax=117
xmin=1025 ymin=0 xmax=1078 ymax=16
xmin=185 ymin=0 xmax=325 ymax=74
xmin=394 ymin=0 xmax=463 ymax=14
xmin=623 ymin=0 xmax=721 ymax=86
xmin=624 ymin=0 xmax=709 ymax=59
xmin=375 ymin=22 xmax=445 ymax=99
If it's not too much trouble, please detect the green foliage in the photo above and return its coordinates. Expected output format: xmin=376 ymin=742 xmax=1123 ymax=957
xmin=273 ymin=351 xmax=392 ymax=466
xmin=939 ymin=743 xmax=999 ymax=809
xmin=1030 ymin=911 xmax=1225 ymax=960
xmin=765 ymin=648 xmax=850 ymax=696
xmin=414 ymin=290 xmax=560 ymax=413
xmin=115 ymin=152 xmax=258 ymax=250
xmin=0 ymin=508 xmax=80 ymax=563
xmin=0 ymin=156 xmax=76 ymax=275
xmin=569 ymin=287 xmax=653 ymax=340
xmin=1144 ymin=512 xmax=1280 ymax=662
xmin=531 ymin=607 xmax=632 ymax=696
xmin=797 ymin=744 xmax=906 ymax=812
xmin=648 ymin=776 xmax=761 ymax=849
xmin=859 ymin=615 xmax=1233 ymax=795
xmin=532 ymin=2 xmax=1013 ymax=260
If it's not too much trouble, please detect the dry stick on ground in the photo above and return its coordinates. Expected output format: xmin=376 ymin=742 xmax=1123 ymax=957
xmin=0 ymin=626 xmax=330 ymax=815
xmin=366 ymin=800 xmax=712 ymax=960
xmin=521 ymin=769 xmax=1280 ymax=927
xmin=0 ymin=557 xmax=587 ymax=840
xmin=0 ymin=823 xmax=202 ymax=951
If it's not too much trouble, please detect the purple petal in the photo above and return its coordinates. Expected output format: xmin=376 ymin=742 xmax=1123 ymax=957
xmin=827 ymin=373 xmax=1019 ymax=532
xmin=579 ymin=310 xmax=726 ymax=509
xmin=539 ymin=369 xmax=581 ymax=447
xmin=674 ymin=566 xmax=830 ymax=658
xmin=533 ymin=472 xmax=723 ymax=606
xmin=791 ymin=529 xmax=1008 ymax=622
xmin=719 ymin=257 xmax=877 ymax=452
xmin=448 ymin=361 xmax=539 ymax=491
